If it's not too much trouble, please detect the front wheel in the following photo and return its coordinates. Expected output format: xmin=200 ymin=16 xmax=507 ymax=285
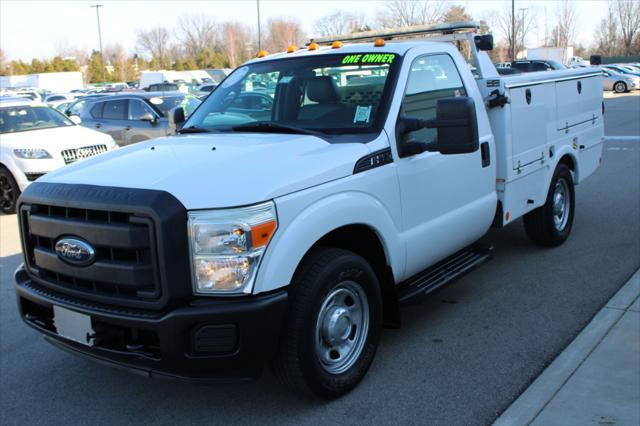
xmin=614 ymin=81 xmax=627 ymax=93
xmin=523 ymin=163 xmax=575 ymax=246
xmin=0 ymin=167 xmax=20 ymax=214
xmin=272 ymin=248 xmax=382 ymax=399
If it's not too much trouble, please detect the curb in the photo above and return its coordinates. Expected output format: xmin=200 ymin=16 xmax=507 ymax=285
xmin=493 ymin=268 xmax=640 ymax=426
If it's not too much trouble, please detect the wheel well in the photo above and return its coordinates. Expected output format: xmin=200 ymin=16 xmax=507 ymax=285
xmin=310 ymin=224 xmax=401 ymax=328
xmin=559 ymin=154 xmax=575 ymax=173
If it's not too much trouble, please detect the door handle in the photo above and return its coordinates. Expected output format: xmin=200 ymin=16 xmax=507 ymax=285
xmin=95 ymin=123 xmax=102 ymax=128
xmin=481 ymin=142 xmax=490 ymax=168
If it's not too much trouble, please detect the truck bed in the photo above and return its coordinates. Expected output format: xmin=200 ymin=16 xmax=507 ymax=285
xmin=482 ymin=68 xmax=604 ymax=225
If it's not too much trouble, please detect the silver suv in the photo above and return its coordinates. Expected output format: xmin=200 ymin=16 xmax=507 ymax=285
xmin=78 ymin=92 xmax=200 ymax=146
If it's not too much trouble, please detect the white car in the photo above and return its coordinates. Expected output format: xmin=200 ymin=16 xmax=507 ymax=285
xmin=195 ymin=83 xmax=217 ymax=97
xmin=44 ymin=93 xmax=77 ymax=107
xmin=0 ymin=101 xmax=118 ymax=213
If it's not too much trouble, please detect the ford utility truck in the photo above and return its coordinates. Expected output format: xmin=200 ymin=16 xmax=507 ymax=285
xmin=14 ymin=22 xmax=603 ymax=398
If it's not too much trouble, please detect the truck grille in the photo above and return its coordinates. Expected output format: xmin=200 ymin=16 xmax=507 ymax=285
xmin=20 ymin=204 xmax=161 ymax=306
xmin=60 ymin=144 xmax=108 ymax=164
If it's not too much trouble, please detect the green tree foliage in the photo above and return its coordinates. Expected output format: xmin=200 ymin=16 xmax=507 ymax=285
xmin=86 ymin=50 xmax=105 ymax=83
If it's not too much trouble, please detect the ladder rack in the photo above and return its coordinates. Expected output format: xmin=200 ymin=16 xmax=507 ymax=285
xmin=309 ymin=21 xmax=480 ymax=45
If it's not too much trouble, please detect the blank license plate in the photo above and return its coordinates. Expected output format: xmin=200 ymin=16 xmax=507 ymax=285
xmin=53 ymin=306 xmax=94 ymax=346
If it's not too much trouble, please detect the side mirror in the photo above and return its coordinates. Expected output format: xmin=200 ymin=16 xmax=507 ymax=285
xmin=167 ymin=106 xmax=185 ymax=135
xmin=398 ymin=97 xmax=479 ymax=157
xmin=69 ymin=115 xmax=82 ymax=125
xmin=140 ymin=112 xmax=157 ymax=123
xmin=474 ymin=34 xmax=494 ymax=51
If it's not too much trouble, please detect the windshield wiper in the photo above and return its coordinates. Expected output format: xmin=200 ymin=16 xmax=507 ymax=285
xmin=179 ymin=126 xmax=210 ymax=134
xmin=231 ymin=122 xmax=323 ymax=136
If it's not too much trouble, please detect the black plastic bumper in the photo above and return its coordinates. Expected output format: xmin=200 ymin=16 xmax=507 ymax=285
xmin=15 ymin=265 xmax=288 ymax=383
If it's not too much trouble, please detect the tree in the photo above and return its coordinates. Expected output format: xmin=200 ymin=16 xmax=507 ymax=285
xmin=105 ymin=44 xmax=134 ymax=82
xmin=313 ymin=10 xmax=367 ymax=37
xmin=441 ymin=5 xmax=472 ymax=24
xmin=616 ymin=0 xmax=640 ymax=55
xmin=549 ymin=0 xmax=578 ymax=49
xmin=377 ymin=0 xmax=445 ymax=28
xmin=263 ymin=18 xmax=304 ymax=53
xmin=86 ymin=50 xmax=105 ymax=83
xmin=594 ymin=3 xmax=619 ymax=56
xmin=492 ymin=5 xmax=535 ymax=60
xmin=221 ymin=22 xmax=252 ymax=67
xmin=178 ymin=15 xmax=219 ymax=60
xmin=136 ymin=25 xmax=172 ymax=69
xmin=0 ymin=48 xmax=7 ymax=76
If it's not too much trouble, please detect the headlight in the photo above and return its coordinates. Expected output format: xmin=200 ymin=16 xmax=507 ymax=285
xmin=13 ymin=148 xmax=52 ymax=159
xmin=188 ymin=201 xmax=277 ymax=295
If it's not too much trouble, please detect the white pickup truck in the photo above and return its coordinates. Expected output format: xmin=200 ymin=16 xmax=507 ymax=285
xmin=15 ymin=22 xmax=603 ymax=398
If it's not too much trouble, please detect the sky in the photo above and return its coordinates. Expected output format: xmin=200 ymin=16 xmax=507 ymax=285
xmin=0 ymin=0 xmax=610 ymax=62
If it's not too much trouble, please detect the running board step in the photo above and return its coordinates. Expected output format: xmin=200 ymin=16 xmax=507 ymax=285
xmin=397 ymin=244 xmax=494 ymax=304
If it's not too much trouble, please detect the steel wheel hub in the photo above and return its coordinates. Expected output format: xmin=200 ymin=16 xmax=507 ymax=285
xmin=552 ymin=178 xmax=570 ymax=231
xmin=315 ymin=281 xmax=369 ymax=375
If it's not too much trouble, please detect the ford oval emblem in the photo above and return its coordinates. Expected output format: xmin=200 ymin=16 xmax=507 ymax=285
xmin=55 ymin=237 xmax=96 ymax=266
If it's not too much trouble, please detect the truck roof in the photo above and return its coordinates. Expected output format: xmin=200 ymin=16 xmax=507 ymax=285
xmin=246 ymin=41 xmax=444 ymax=64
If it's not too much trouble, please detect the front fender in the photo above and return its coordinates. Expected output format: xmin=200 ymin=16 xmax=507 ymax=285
xmin=253 ymin=191 xmax=404 ymax=294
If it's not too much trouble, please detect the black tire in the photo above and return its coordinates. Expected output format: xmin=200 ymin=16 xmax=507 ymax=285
xmin=523 ymin=163 xmax=575 ymax=246
xmin=272 ymin=247 xmax=382 ymax=399
xmin=614 ymin=81 xmax=627 ymax=93
xmin=0 ymin=167 xmax=20 ymax=214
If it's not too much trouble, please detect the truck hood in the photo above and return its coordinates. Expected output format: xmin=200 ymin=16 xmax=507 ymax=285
xmin=39 ymin=133 xmax=371 ymax=209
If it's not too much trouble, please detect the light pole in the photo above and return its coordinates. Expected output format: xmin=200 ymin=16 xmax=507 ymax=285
xmin=519 ymin=8 xmax=528 ymax=58
xmin=256 ymin=0 xmax=262 ymax=51
xmin=90 ymin=4 xmax=106 ymax=82
xmin=511 ymin=0 xmax=515 ymax=61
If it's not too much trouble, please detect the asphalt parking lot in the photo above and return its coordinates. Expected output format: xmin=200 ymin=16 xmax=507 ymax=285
xmin=1 ymin=92 xmax=639 ymax=425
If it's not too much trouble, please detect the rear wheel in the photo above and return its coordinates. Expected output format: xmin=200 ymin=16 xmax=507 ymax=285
xmin=523 ymin=163 xmax=575 ymax=246
xmin=272 ymin=248 xmax=382 ymax=399
xmin=614 ymin=81 xmax=627 ymax=93
xmin=0 ymin=167 xmax=19 ymax=214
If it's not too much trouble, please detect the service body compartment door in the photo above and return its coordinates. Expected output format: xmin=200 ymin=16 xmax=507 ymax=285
xmin=509 ymin=82 xmax=556 ymax=170
xmin=555 ymin=74 xmax=602 ymax=135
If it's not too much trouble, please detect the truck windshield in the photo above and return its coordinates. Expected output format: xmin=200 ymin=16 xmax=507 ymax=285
xmin=183 ymin=53 xmax=400 ymax=138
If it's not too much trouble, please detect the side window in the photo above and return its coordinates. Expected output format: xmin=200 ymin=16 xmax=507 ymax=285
xmin=128 ymin=100 xmax=155 ymax=120
xmin=401 ymin=54 xmax=467 ymax=143
xmin=90 ymin=102 xmax=104 ymax=119
xmin=531 ymin=62 xmax=548 ymax=72
xmin=102 ymin=100 xmax=127 ymax=120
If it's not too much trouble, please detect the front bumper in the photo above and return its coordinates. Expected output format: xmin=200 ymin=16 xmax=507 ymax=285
xmin=15 ymin=265 xmax=288 ymax=382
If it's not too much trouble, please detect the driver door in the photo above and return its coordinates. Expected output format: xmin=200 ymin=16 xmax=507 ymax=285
xmin=394 ymin=53 xmax=494 ymax=277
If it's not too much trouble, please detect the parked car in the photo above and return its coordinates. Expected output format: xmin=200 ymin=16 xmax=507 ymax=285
xmin=44 ymin=93 xmax=76 ymax=105
xmin=53 ymin=101 xmax=74 ymax=114
xmin=603 ymin=64 xmax=640 ymax=78
xmin=145 ymin=83 xmax=179 ymax=92
xmin=0 ymin=101 xmax=117 ymax=213
xmin=602 ymin=69 xmax=637 ymax=93
xmin=602 ymin=65 xmax=640 ymax=89
xmin=10 ymin=89 xmax=43 ymax=103
xmin=64 ymin=94 xmax=113 ymax=117
xmin=195 ymin=83 xmax=217 ymax=96
xmin=496 ymin=67 xmax=523 ymax=75
xmin=0 ymin=96 xmax=33 ymax=105
xmin=511 ymin=59 xmax=566 ymax=72
xmin=13 ymin=23 xmax=604 ymax=397
xmin=78 ymin=92 xmax=201 ymax=146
